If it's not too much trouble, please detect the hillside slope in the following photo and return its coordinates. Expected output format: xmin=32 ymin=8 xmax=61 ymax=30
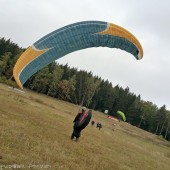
xmin=0 ymin=83 xmax=170 ymax=170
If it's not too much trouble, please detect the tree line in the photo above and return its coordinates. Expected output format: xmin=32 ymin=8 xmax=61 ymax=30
xmin=0 ymin=37 xmax=170 ymax=141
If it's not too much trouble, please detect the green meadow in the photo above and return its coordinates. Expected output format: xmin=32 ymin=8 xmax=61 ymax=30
xmin=0 ymin=83 xmax=170 ymax=170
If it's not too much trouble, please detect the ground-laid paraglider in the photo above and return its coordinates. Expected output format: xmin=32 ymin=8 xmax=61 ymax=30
xmin=13 ymin=20 xmax=143 ymax=89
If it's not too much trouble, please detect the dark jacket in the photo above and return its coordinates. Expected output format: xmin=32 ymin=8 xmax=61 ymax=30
xmin=73 ymin=112 xmax=84 ymax=123
xmin=72 ymin=112 xmax=84 ymax=138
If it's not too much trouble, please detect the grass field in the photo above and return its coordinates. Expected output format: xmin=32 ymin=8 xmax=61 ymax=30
xmin=0 ymin=83 xmax=170 ymax=170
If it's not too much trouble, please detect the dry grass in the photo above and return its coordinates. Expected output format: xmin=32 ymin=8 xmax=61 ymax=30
xmin=0 ymin=83 xmax=170 ymax=170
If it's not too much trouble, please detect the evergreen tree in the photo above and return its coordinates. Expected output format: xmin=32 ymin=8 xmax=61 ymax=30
xmin=47 ymin=64 xmax=64 ymax=97
xmin=30 ymin=67 xmax=51 ymax=94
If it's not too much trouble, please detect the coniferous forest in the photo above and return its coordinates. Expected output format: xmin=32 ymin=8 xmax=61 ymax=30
xmin=0 ymin=37 xmax=170 ymax=141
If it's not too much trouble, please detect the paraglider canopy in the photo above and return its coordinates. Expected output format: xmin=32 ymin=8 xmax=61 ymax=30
xmin=13 ymin=21 xmax=143 ymax=89
xmin=116 ymin=110 xmax=126 ymax=122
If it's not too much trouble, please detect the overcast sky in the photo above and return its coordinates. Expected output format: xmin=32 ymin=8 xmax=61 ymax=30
xmin=1 ymin=0 xmax=170 ymax=110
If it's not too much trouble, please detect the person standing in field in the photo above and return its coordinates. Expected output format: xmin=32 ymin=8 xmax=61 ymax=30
xmin=91 ymin=120 xmax=95 ymax=126
xmin=71 ymin=106 xmax=86 ymax=141
xmin=96 ymin=122 xmax=102 ymax=130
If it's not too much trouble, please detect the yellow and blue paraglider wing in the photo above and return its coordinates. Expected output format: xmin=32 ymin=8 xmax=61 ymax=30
xmin=13 ymin=21 xmax=143 ymax=89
